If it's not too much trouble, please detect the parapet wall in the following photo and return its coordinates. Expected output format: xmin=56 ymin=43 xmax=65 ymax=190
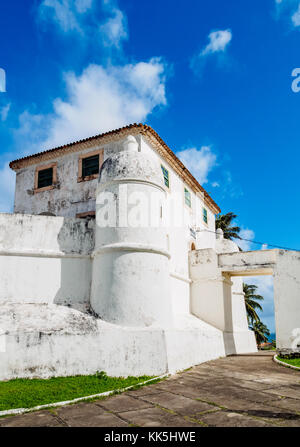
xmin=0 ymin=213 xmax=95 ymax=311
xmin=0 ymin=213 xmax=95 ymax=255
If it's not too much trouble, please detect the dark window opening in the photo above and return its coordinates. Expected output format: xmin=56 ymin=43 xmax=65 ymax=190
xmin=38 ymin=168 xmax=53 ymax=189
xmin=82 ymin=154 xmax=99 ymax=178
xmin=39 ymin=212 xmax=56 ymax=216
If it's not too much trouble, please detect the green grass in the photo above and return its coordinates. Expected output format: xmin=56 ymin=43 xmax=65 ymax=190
xmin=278 ymin=357 xmax=300 ymax=368
xmin=0 ymin=371 xmax=155 ymax=412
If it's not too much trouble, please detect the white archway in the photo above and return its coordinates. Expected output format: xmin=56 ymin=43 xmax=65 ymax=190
xmin=190 ymin=248 xmax=300 ymax=356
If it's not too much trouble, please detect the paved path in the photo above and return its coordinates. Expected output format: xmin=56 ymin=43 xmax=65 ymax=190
xmin=1 ymin=352 xmax=300 ymax=427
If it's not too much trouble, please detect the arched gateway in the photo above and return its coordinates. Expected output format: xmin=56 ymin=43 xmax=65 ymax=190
xmin=190 ymin=243 xmax=300 ymax=356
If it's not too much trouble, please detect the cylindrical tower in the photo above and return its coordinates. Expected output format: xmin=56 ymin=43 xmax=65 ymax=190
xmin=90 ymin=135 xmax=172 ymax=328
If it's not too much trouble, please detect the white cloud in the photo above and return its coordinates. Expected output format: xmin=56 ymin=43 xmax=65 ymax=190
xmin=275 ymin=0 xmax=298 ymax=7
xmin=275 ymin=0 xmax=298 ymax=5
xmin=2 ymin=1 xmax=170 ymax=213
xmin=177 ymin=146 xmax=217 ymax=184
xmin=234 ymin=227 xmax=269 ymax=252
xmin=75 ymin=0 xmax=93 ymax=13
xmin=201 ymin=29 xmax=232 ymax=56
xmin=38 ymin=0 xmax=95 ymax=33
xmin=38 ymin=0 xmax=84 ymax=33
xmin=14 ymin=111 xmax=49 ymax=154
xmin=39 ymin=0 xmax=129 ymax=50
xmin=43 ymin=59 xmax=167 ymax=149
xmin=235 ymin=228 xmax=255 ymax=251
xmin=176 ymin=147 xmax=242 ymax=199
xmin=275 ymin=0 xmax=300 ymax=28
xmin=292 ymin=4 xmax=300 ymax=26
xmin=190 ymin=29 xmax=232 ymax=76
xmin=99 ymin=8 xmax=128 ymax=48
xmin=11 ymin=58 xmax=167 ymax=155
xmin=3 ymin=58 xmax=168 ymax=212
xmin=0 ymin=103 xmax=11 ymax=122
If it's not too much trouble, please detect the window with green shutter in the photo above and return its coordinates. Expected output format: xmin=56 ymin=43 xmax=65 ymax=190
xmin=184 ymin=187 xmax=191 ymax=207
xmin=203 ymin=207 xmax=208 ymax=224
xmin=37 ymin=167 xmax=53 ymax=189
xmin=161 ymin=165 xmax=169 ymax=188
xmin=82 ymin=154 xmax=99 ymax=178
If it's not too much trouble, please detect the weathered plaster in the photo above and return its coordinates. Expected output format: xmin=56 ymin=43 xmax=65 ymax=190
xmin=1 ymin=132 xmax=297 ymax=379
xmin=0 ymin=213 xmax=94 ymax=311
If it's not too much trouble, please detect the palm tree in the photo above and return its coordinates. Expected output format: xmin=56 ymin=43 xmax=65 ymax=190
xmin=243 ymin=283 xmax=264 ymax=325
xmin=215 ymin=212 xmax=241 ymax=240
xmin=250 ymin=321 xmax=271 ymax=346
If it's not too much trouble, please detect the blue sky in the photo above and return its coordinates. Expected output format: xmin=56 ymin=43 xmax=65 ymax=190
xmin=1 ymin=0 xmax=300 ymax=332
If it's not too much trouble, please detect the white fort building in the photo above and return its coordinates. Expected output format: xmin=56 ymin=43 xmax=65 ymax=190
xmin=0 ymin=123 xmax=299 ymax=379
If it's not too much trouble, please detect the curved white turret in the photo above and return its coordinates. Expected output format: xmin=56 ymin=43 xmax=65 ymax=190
xmin=90 ymin=135 xmax=172 ymax=328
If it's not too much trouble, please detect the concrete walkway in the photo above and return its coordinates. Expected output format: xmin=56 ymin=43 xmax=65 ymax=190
xmin=1 ymin=352 xmax=300 ymax=427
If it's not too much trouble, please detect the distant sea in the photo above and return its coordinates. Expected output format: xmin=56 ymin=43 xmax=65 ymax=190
xmin=268 ymin=333 xmax=276 ymax=342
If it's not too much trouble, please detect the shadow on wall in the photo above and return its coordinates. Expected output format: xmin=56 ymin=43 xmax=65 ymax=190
xmin=223 ymin=332 xmax=238 ymax=356
xmin=222 ymin=277 xmax=238 ymax=356
xmin=54 ymin=217 xmax=95 ymax=314
xmin=38 ymin=212 xmax=56 ymax=216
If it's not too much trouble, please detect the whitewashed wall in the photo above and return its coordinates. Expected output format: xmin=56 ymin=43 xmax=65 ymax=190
xmin=0 ymin=214 xmax=94 ymax=311
xmin=139 ymin=136 xmax=216 ymax=316
xmin=14 ymin=140 xmax=128 ymax=217
xmin=13 ymin=135 xmax=217 ymax=319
